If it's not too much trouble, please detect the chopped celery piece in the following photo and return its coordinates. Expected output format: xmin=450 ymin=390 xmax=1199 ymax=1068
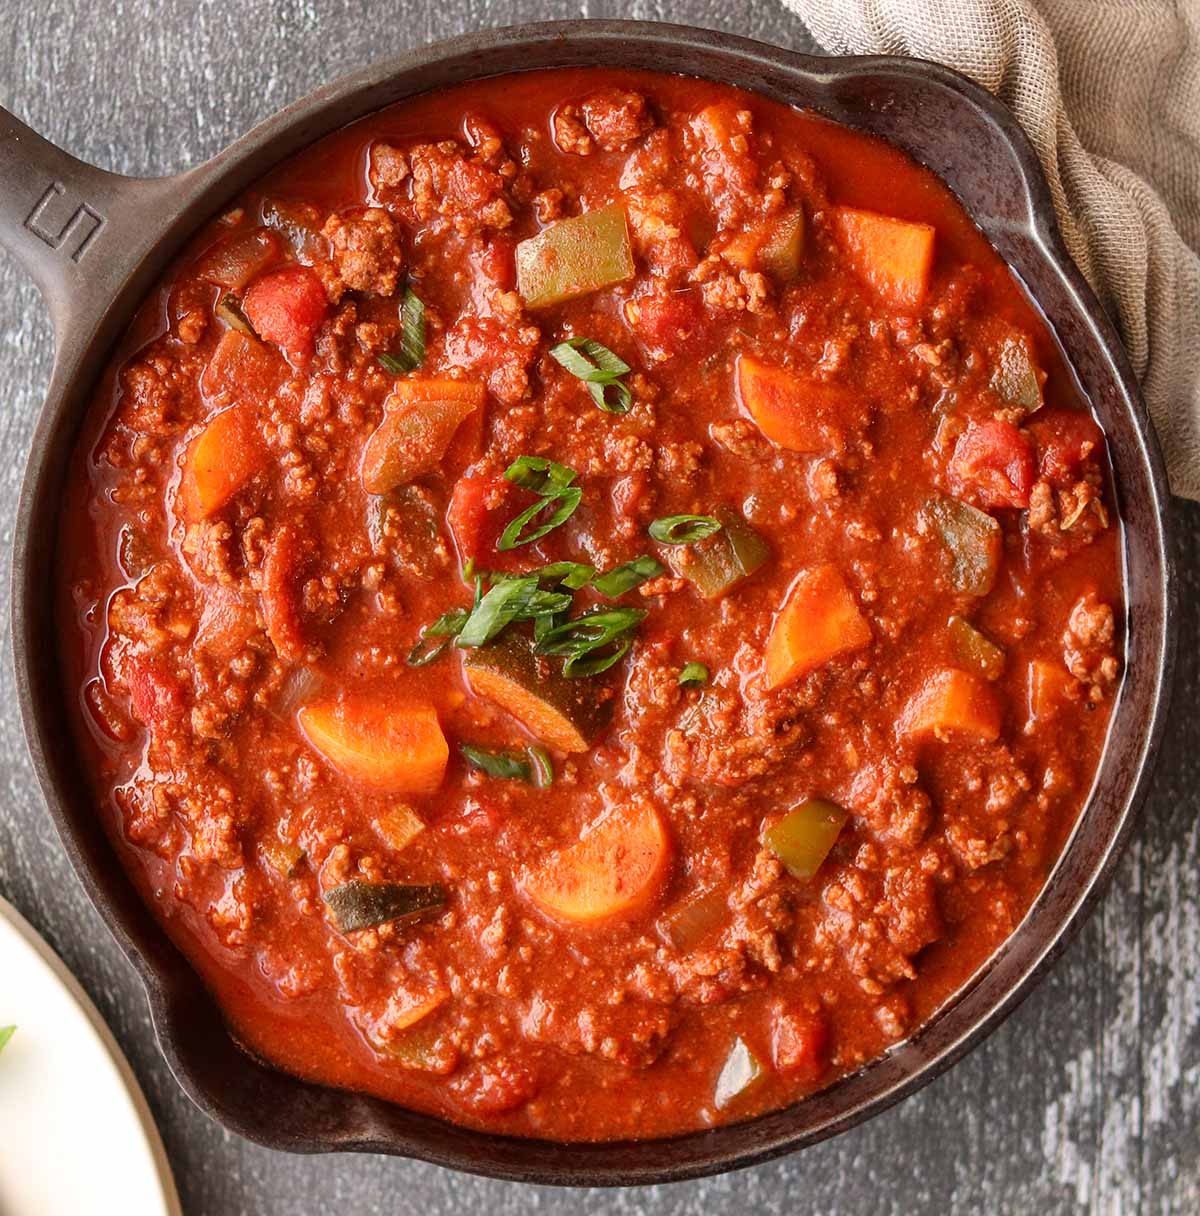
xmin=657 ymin=888 xmax=727 ymax=950
xmin=924 ymin=496 xmax=1001 ymax=596
xmin=667 ymin=507 xmax=770 ymax=599
xmin=990 ymin=334 xmax=1043 ymax=412
xmin=261 ymin=837 xmax=305 ymax=878
xmin=948 ymin=614 xmax=1005 ymax=680
xmin=714 ymin=1036 xmax=767 ymax=1111
xmin=375 ymin=1023 xmax=454 ymax=1073
xmin=765 ymin=799 xmax=849 ymax=880
xmin=516 ymin=204 xmax=635 ymax=308
xmin=324 ymin=881 xmax=446 ymax=933
xmin=374 ymin=804 xmax=426 ymax=852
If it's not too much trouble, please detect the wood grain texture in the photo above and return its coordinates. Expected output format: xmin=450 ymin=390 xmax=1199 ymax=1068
xmin=1 ymin=2 xmax=1197 ymax=1212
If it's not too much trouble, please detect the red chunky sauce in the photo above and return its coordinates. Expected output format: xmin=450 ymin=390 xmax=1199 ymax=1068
xmin=58 ymin=68 xmax=1123 ymax=1140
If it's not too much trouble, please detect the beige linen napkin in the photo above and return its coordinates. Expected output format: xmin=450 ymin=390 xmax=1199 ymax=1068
xmin=781 ymin=0 xmax=1200 ymax=500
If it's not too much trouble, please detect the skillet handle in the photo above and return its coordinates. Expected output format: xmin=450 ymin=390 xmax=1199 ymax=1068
xmin=0 ymin=104 xmax=168 ymax=342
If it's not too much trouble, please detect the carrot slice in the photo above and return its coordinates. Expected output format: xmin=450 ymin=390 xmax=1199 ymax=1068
xmin=298 ymin=697 xmax=449 ymax=794
xmin=176 ymin=402 xmax=266 ymax=522
xmin=361 ymin=379 xmax=486 ymax=495
xmin=832 ymin=206 xmax=935 ymax=310
xmin=735 ymin=355 xmax=856 ymax=452
xmin=523 ymin=800 xmax=670 ymax=924
xmin=764 ymin=564 xmax=872 ymax=690
xmin=899 ymin=669 xmax=1001 ymax=742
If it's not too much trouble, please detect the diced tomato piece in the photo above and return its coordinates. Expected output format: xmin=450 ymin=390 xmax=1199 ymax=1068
xmin=624 ymin=288 xmax=704 ymax=361
xmin=242 ymin=265 xmax=329 ymax=359
xmin=446 ymin=475 xmax=528 ymax=571
xmin=126 ymin=657 xmax=185 ymax=731
xmin=1026 ymin=408 xmax=1104 ymax=488
xmin=772 ymin=1007 xmax=830 ymax=1081
xmin=475 ymin=236 xmax=516 ymax=292
xmin=948 ymin=419 xmax=1035 ymax=509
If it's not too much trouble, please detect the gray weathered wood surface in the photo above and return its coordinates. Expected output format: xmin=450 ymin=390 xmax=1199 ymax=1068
xmin=1 ymin=2 xmax=1197 ymax=1212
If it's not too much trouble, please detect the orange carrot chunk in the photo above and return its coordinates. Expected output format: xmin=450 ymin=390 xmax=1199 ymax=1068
xmin=176 ymin=402 xmax=266 ymax=522
xmin=361 ymin=379 xmax=486 ymax=495
xmin=764 ymin=564 xmax=872 ymax=689
xmin=523 ymin=800 xmax=670 ymax=924
xmin=298 ymin=697 xmax=449 ymax=794
xmin=899 ymin=669 xmax=1001 ymax=742
xmin=736 ymin=355 xmax=856 ymax=453
xmin=832 ymin=206 xmax=935 ymax=310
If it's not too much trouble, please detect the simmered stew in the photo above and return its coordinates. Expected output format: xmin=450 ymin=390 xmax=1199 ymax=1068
xmin=58 ymin=68 xmax=1123 ymax=1140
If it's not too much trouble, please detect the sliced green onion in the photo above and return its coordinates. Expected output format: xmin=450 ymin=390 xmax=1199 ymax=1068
xmin=456 ymin=576 xmax=539 ymax=648
xmin=461 ymin=743 xmax=532 ymax=782
xmin=549 ymin=336 xmax=632 ymax=414
xmin=0 ymin=1026 xmax=14 ymax=1054
xmin=536 ymin=607 xmax=645 ymax=677
xmin=528 ymin=745 xmax=554 ymax=788
xmin=649 ymin=514 xmax=723 ymax=545
xmin=378 ymin=287 xmax=426 ymax=374
xmin=561 ymin=637 xmax=633 ymax=677
xmin=535 ymin=608 xmax=647 ymax=655
xmin=497 ymin=486 xmax=582 ymax=551
xmin=594 ymin=555 xmax=664 ymax=597
xmin=407 ymin=607 xmax=469 ymax=666
xmin=504 ymin=455 xmax=578 ymax=495
xmin=535 ymin=560 xmax=595 ymax=590
xmin=678 ymin=662 xmax=709 ymax=686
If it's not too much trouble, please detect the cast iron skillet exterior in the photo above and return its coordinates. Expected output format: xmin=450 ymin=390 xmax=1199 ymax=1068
xmin=0 ymin=19 xmax=1176 ymax=1186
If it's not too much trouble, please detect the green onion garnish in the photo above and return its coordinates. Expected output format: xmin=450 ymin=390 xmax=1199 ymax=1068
xmin=0 ymin=1026 xmax=14 ymax=1054
xmin=407 ymin=607 xmax=469 ymax=666
xmin=678 ymin=662 xmax=709 ymax=686
xmin=378 ymin=287 xmax=426 ymax=374
xmin=649 ymin=514 xmax=723 ymax=545
xmin=534 ymin=561 xmax=595 ymax=590
xmin=496 ymin=456 xmax=584 ymax=551
xmin=456 ymin=576 xmax=539 ymax=647
xmin=504 ymin=455 xmax=578 ymax=495
xmin=549 ymin=336 xmax=632 ymax=414
xmin=594 ymin=555 xmax=664 ymax=597
xmin=461 ymin=744 xmax=532 ymax=781
xmin=528 ymin=745 xmax=554 ymax=788
xmin=536 ymin=607 xmax=646 ymax=677
xmin=455 ymin=577 xmax=572 ymax=648
xmin=498 ymin=489 xmax=583 ymax=551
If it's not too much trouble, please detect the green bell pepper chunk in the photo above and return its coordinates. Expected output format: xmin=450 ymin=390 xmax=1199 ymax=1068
xmin=990 ymin=334 xmax=1043 ymax=412
xmin=516 ymin=204 xmax=635 ymax=308
xmin=924 ymin=496 xmax=1002 ymax=596
xmin=948 ymin=614 xmax=1005 ymax=680
xmin=764 ymin=799 xmax=849 ymax=880
xmin=667 ymin=507 xmax=770 ymax=599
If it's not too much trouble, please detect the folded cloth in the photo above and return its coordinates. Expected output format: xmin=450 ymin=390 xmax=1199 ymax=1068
xmin=780 ymin=0 xmax=1200 ymax=500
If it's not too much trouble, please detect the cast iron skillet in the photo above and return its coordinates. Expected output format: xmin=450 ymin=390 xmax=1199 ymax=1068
xmin=0 ymin=19 xmax=1176 ymax=1186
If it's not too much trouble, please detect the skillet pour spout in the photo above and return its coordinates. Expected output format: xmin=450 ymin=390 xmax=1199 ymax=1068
xmin=0 ymin=20 xmax=1175 ymax=1185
